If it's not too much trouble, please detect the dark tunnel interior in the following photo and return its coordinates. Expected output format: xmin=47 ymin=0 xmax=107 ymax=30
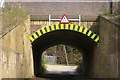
xmin=31 ymin=30 xmax=98 ymax=78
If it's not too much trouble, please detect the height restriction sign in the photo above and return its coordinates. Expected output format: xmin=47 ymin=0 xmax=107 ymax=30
xmin=59 ymin=14 xmax=70 ymax=24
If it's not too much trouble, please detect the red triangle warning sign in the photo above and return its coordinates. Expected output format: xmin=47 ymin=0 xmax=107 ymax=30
xmin=59 ymin=14 xmax=70 ymax=24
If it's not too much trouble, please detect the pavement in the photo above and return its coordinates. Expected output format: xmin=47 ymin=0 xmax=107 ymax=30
xmin=45 ymin=64 xmax=78 ymax=74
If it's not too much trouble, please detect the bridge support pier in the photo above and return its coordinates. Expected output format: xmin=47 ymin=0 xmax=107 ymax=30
xmin=89 ymin=16 xmax=119 ymax=78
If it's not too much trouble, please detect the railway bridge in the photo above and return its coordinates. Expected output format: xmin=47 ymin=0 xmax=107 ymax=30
xmin=1 ymin=1 xmax=120 ymax=79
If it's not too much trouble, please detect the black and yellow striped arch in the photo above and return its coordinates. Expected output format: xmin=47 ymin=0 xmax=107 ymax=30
xmin=29 ymin=24 xmax=99 ymax=43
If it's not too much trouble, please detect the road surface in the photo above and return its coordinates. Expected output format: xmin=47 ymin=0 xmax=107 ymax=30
xmin=45 ymin=64 xmax=78 ymax=74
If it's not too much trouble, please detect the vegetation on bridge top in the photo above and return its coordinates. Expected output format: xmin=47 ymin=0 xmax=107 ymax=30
xmin=2 ymin=3 xmax=28 ymax=35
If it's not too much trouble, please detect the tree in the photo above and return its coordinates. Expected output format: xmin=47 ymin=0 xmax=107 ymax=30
xmin=63 ymin=45 xmax=69 ymax=65
xmin=44 ymin=45 xmax=83 ymax=65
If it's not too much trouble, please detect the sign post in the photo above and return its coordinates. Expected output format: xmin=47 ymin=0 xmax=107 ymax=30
xmin=48 ymin=14 xmax=81 ymax=26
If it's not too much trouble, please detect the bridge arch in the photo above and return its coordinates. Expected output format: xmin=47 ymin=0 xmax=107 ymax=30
xmin=30 ymin=24 xmax=99 ymax=77
xmin=30 ymin=24 xmax=99 ymax=43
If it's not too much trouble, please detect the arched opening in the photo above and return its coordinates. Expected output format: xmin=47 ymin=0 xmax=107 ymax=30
xmin=30 ymin=24 xmax=99 ymax=78
xmin=32 ymin=30 xmax=97 ymax=77
xmin=41 ymin=44 xmax=85 ymax=76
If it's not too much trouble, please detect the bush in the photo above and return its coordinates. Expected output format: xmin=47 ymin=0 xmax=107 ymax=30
xmin=41 ymin=52 xmax=47 ymax=73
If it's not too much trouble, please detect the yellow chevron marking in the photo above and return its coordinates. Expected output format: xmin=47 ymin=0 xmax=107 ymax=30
xmin=95 ymin=36 xmax=99 ymax=42
xmin=70 ymin=24 xmax=74 ymax=30
xmin=74 ymin=25 xmax=78 ymax=31
xmin=83 ymin=28 xmax=88 ymax=34
xmin=33 ymin=33 xmax=38 ymax=39
xmin=30 ymin=24 xmax=99 ymax=43
xmin=91 ymin=34 xmax=96 ymax=39
xmin=46 ymin=26 xmax=50 ymax=32
xmin=51 ymin=25 xmax=55 ymax=30
xmin=79 ymin=25 xmax=83 ymax=32
xmin=56 ymin=24 xmax=59 ymax=30
xmin=60 ymin=24 xmax=64 ymax=29
xmin=37 ymin=30 xmax=42 ymax=36
xmin=29 ymin=36 xmax=34 ymax=42
xmin=41 ymin=27 xmax=46 ymax=34
xmin=87 ymin=30 xmax=92 ymax=36
xmin=65 ymin=24 xmax=69 ymax=29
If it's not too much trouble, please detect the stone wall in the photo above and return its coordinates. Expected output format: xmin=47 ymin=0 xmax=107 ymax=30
xmin=0 ymin=37 xmax=2 ymax=79
xmin=118 ymin=2 xmax=120 ymax=76
xmin=1 ymin=16 xmax=33 ymax=78
xmin=90 ymin=16 xmax=119 ymax=78
xmin=0 ymin=7 xmax=2 ymax=80
xmin=119 ymin=20 xmax=120 ymax=78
